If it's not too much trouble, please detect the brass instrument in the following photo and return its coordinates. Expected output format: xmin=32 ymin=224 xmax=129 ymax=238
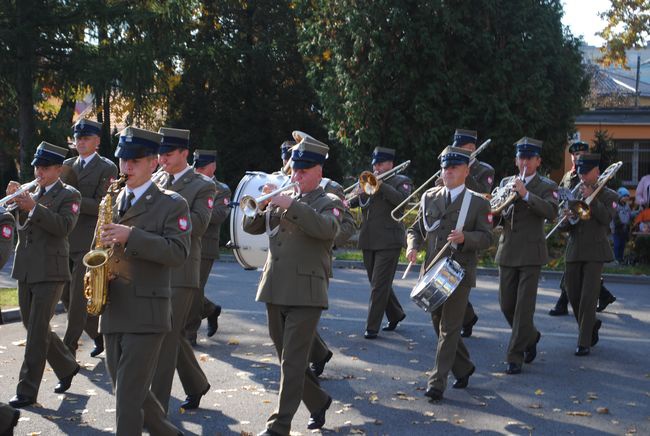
xmin=489 ymin=165 xmax=527 ymax=214
xmin=545 ymin=161 xmax=622 ymax=239
xmin=344 ymin=160 xmax=411 ymax=202
xmin=239 ymin=182 xmax=301 ymax=217
xmin=391 ymin=139 xmax=491 ymax=222
xmin=83 ymin=174 xmax=127 ymax=316
xmin=0 ymin=179 xmax=40 ymax=210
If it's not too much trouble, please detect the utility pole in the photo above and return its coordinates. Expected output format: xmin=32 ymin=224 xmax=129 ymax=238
xmin=636 ymin=55 xmax=641 ymax=108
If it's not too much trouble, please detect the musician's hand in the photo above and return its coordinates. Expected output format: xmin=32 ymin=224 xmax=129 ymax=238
xmin=101 ymin=223 xmax=132 ymax=245
xmin=406 ymin=249 xmax=418 ymax=263
xmin=580 ymin=184 xmax=594 ymax=198
xmin=258 ymin=184 xmax=278 ymax=210
xmin=434 ymin=177 xmax=444 ymax=187
xmin=448 ymin=229 xmax=465 ymax=244
xmin=513 ymin=178 xmax=527 ymax=198
xmin=13 ymin=192 xmax=36 ymax=212
xmin=6 ymin=181 xmax=20 ymax=196
xmin=270 ymin=193 xmax=293 ymax=211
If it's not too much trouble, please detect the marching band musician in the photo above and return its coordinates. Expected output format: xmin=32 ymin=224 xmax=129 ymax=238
xmin=549 ymin=140 xmax=617 ymax=316
xmin=349 ymin=147 xmax=412 ymax=339
xmin=407 ymin=146 xmax=492 ymax=401
xmin=60 ymin=119 xmax=118 ymax=358
xmin=454 ymin=128 xmax=495 ymax=338
xmin=243 ymin=133 xmax=343 ymax=435
xmin=495 ymin=137 xmax=558 ymax=375
xmin=0 ymin=210 xmax=20 ymax=435
xmin=6 ymin=142 xmax=81 ymax=408
xmin=151 ymin=128 xmax=216 ymax=413
xmin=559 ymin=153 xmax=618 ymax=356
xmin=186 ymin=149 xmax=231 ymax=342
xmin=100 ymin=127 xmax=190 ymax=435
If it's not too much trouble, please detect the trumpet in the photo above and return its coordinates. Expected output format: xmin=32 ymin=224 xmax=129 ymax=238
xmin=240 ymin=182 xmax=301 ymax=217
xmin=391 ymin=139 xmax=491 ymax=222
xmin=344 ymin=160 xmax=411 ymax=202
xmin=0 ymin=179 xmax=40 ymax=210
xmin=545 ymin=161 xmax=622 ymax=239
xmin=489 ymin=164 xmax=527 ymax=214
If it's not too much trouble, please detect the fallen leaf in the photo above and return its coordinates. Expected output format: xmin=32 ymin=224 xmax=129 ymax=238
xmin=528 ymin=403 xmax=543 ymax=409
xmin=535 ymin=389 xmax=544 ymax=396
xmin=566 ymin=411 xmax=592 ymax=417
xmin=228 ymin=339 xmax=240 ymax=345
xmin=596 ymin=407 xmax=609 ymax=414
xmin=12 ymin=339 xmax=26 ymax=347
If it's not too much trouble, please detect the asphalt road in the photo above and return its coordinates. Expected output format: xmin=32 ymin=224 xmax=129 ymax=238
xmin=0 ymin=260 xmax=649 ymax=435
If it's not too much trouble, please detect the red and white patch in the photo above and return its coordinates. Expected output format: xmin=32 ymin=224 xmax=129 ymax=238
xmin=223 ymin=198 xmax=229 ymax=205
xmin=109 ymin=177 xmax=115 ymax=183
xmin=612 ymin=201 xmax=618 ymax=209
xmin=487 ymin=176 xmax=493 ymax=185
xmin=552 ymin=191 xmax=559 ymax=199
xmin=207 ymin=197 xmax=214 ymax=209
xmin=1 ymin=224 xmax=12 ymax=239
xmin=487 ymin=213 xmax=493 ymax=224
xmin=403 ymin=183 xmax=410 ymax=190
xmin=332 ymin=208 xmax=340 ymax=217
xmin=71 ymin=202 xmax=80 ymax=214
xmin=178 ymin=216 xmax=189 ymax=231
xmin=343 ymin=199 xmax=350 ymax=208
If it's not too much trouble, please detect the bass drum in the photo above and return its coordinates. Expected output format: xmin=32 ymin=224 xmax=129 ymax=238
xmin=229 ymin=171 xmax=290 ymax=270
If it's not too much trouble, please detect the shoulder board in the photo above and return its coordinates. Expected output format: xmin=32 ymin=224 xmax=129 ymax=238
xmin=538 ymin=175 xmax=557 ymax=186
xmin=63 ymin=184 xmax=81 ymax=195
xmin=63 ymin=157 xmax=76 ymax=166
xmin=99 ymin=155 xmax=117 ymax=166
xmin=165 ymin=191 xmax=184 ymax=202
xmin=196 ymin=172 xmax=214 ymax=183
xmin=325 ymin=178 xmax=343 ymax=191
xmin=214 ymin=180 xmax=230 ymax=191
xmin=424 ymin=185 xmax=444 ymax=197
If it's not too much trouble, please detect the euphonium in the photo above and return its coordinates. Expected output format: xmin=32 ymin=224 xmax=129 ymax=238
xmin=83 ymin=174 xmax=127 ymax=316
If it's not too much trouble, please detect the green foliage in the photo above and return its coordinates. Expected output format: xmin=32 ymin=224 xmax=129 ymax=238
xmin=598 ymin=0 xmax=650 ymax=67
xmin=297 ymin=0 xmax=589 ymax=185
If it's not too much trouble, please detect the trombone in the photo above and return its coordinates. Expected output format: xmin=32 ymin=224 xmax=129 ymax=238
xmin=391 ymin=139 xmax=491 ymax=222
xmin=344 ymin=160 xmax=411 ymax=201
xmin=239 ymin=182 xmax=301 ymax=217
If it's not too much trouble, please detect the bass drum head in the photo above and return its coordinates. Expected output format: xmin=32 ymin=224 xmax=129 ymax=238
xmin=229 ymin=171 xmax=290 ymax=270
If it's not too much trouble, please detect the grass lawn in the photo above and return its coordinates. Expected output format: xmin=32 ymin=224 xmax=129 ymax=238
xmin=0 ymin=287 xmax=18 ymax=308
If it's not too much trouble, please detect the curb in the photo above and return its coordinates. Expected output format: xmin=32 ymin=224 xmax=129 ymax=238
xmin=1 ymin=302 xmax=66 ymax=324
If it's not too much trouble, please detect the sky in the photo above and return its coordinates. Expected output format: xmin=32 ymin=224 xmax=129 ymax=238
xmin=561 ymin=0 xmax=610 ymax=47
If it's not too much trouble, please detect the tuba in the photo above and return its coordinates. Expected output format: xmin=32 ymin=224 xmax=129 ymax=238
xmin=83 ymin=174 xmax=127 ymax=316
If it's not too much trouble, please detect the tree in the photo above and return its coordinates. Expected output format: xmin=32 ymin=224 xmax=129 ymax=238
xmin=297 ymin=0 xmax=589 ymax=183
xmin=598 ymin=0 xmax=650 ymax=67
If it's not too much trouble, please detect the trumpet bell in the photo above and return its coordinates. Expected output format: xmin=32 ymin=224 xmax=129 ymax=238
xmin=239 ymin=195 xmax=258 ymax=218
xmin=83 ymin=249 xmax=110 ymax=269
xmin=360 ymin=171 xmax=379 ymax=195
xmin=568 ymin=200 xmax=590 ymax=224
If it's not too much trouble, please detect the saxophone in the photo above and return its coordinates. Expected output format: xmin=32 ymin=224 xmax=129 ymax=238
xmin=83 ymin=174 xmax=127 ymax=316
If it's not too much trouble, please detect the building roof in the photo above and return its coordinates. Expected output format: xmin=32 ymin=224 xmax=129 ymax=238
xmin=576 ymin=108 xmax=650 ymax=125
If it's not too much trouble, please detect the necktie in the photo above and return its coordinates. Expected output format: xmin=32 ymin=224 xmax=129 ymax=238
xmin=119 ymin=192 xmax=135 ymax=217
xmin=445 ymin=190 xmax=451 ymax=207
xmin=166 ymin=174 xmax=174 ymax=189
xmin=80 ymin=159 xmax=85 ymax=170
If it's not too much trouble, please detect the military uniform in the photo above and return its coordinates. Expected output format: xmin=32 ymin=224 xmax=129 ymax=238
xmin=560 ymin=153 xmax=618 ymax=355
xmin=185 ymin=176 xmax=231 ymax=342
xmin=349 ymin=147 xmax=412 ymax=337
xmin=245 ymin=133 xmax=342 ymax=435
xmin=0 ymin=209 xmax=14 ymax=269
xmin=495 ymin=138 xmax=558 ymax=372
xmin=101 ymin=127 xmax=190 ymax=436
xmin=60 ymin=150 xmax=118 ymax=355
xmin=0 ymin=402 xmax=20 ymax=435
xmin=150 ymin=128 xmax=216 ymax=412
xmin=407 ymin=147 xmax=493 ymax=397
xmin=9 ymin=142 xmax=81 ymax=406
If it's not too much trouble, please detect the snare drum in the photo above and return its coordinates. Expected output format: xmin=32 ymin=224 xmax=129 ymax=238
xmin=410 ymin=257 xmax=465 ymax=312
xmin=229 ymin=171 xmax=290 ymax=269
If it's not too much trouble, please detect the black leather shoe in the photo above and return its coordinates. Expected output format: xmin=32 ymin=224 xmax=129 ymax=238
xmin=382 ymin=314 xmax=406 ymax=331
xmin=307 ymin=396 xmax=332 ymax=430
xmin=9 ymin=407 xmax=20 ymax=430
xmin=505 ymin=362 xmax=522 ymax=375
xmin=424 ymin=387 xmax=443 ymax=401
xmin=310 ymin=350 xmax=333 ymax=377
xmin=207 ymin=305 xmax=222 ymax=337
xmin=575 ymin=346 xmax=590 ymax=356
xmin=524 ymin=332 xmax=541 ymax=364
xmin=452 ymin=366 xmax=475 ymax=389
xmin=549 ymin=304 xmax=568 ymax=316
xmin=180 ymin=384 xmax=210 ymax=410
xmin=8 ymin=395 xmax=35 ymax=408
xmin=591 ymin=319 xmax=602 ymax=347
xmin=90 ymin=335 xmax=104 ymax=358
xmin=597 ymin=295 xmax=616 ymax=312
xmin=460 ymin=315 xmax=478 ymax=338
xmin=257 ymin=429 xmax=282 ymax=436
xmin=54 ymin=364 xmax=80 ymax=393
xmin=364 ymin=330 xmax=378 ymax=339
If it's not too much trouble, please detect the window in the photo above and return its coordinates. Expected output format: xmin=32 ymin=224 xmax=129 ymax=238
xmin=617 ymin=140 xmax=650 ymax=186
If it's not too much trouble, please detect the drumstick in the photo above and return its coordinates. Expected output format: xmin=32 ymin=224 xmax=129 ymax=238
xmin=424 ymin=241 xmax=452 ymax=272
xmin=402 ymin=261 xmax=414 ymax=279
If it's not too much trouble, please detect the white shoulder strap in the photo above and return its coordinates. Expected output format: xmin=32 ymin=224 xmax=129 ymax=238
xmin=452 ymin=189 xmax=472 ymax=249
